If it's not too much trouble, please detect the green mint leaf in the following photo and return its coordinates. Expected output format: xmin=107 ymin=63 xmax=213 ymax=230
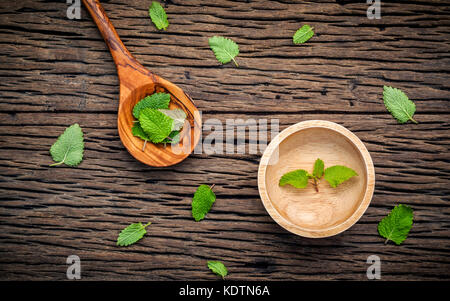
xmin=313 ymin=158 xmax=324 ymax=179
xmin=149 ymin=1 xmax=169 ymax=30
xmin=139 ymin=108 xmax=174 ymax=143
xmin=162 ymin=130 xmax=181 ymax=144
xmin=158 ymin=108 xmax=186 ymax=131
xmin=192 ymin=184 xmax=216 ymax=222
xmin=131 ymin=122 xmax=149 ymax=141
xmin=50 ymin=123 xmax=84 ymax=167
xmin=378 ymin=204 xmax=413 ymax=245
xmin=133 ymin=93 xmax=170 ymax=119
xmin=131 ymin=122 xmax=151 ymax=151
xmin=207 ymin=261 xmax=228 ymax=279
xmin=208 ymin=36 xmax=239 ymax=67
xmin=293 ymin=25 xmax=314 ymax=44
xmin=279 ymin=169 xmax=309 ymax=188
xmin=324 ymin=165 xmax=357 ymax=188
xmin=383 ymin=86 xmax=418 ymax=124
xmin=117 ymin=222 xmax=151 ymax=246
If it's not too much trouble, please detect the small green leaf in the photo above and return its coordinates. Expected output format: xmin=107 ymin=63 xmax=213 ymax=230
xmin=158 ymin=108 xmax=186 ymax=131
xmin=133 ymin=93 xmax=170 ymax=119
xmin=139 ymin=108 xmax=174 ymax=143
xmin=192 ymin=184 xmax=216 ymax=222
xmin=117 ymin=222 xmax=151 ymax=246
xmin=293 ymin=25 xmax=314 ymax=44
xmin=131 ymin=122 xmax=149 ymax=141
xmin=378 ymin=204 xmax=413 ymax=245
xmin=208 ymin=36 xmax=239 ymax=67
xmin=149 ymin=1 xmax=169 ymax=30
xmin=324 ymin=165 xmax=357 ymax=188
xmin=312 ymin=158 xmax=324 ymax=179
xmin=279 ymin=169 xmax=309 ymax=188
xmin=383 ymin=86 xmax=418 ymax=124
xmin=161 ymin=130 xmax=181 ymax=144
xmin=207 ymin=261 xmax=228 ymax=279
xmin=50 ymin=123 xmax=84 ymax=167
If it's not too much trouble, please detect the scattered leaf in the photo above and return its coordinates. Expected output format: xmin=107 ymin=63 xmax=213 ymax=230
xmin=117 ymin=222 xmax=151 ymax=246
xmin=293 ymin=24 xmax=314 ymax=44
xmin=207 ymin=261 xmax=228 ymax=279
xmin=383 ymin=86 xmax=418 ymax=124
xmin=50 ymin=123 xmax=84 ymax=167
xmin=149 ymin=1 xmax=169 ymax=30
xmin=192 ymin=184 xmax=216 ymax=221
xmin=378 ymin=204 xmax=413 ymax=245
xmin=208 ymin=36 xmax=239 ymax=67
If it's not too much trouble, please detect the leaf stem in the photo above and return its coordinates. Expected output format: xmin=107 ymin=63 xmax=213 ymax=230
xmin=232 ymin=57 xmax=239 ymax=67
xmin=49 ymin=161 xmax=64 ymax=167
xmin=210 ymin=184 xmax=216 ymax=190
xmin=312 ymin=178 xmax=319 ymax=192
xmin=384 ymin=238 xmax=389 ymax=245
xmin=410 ymin=117 xmax=418 ymax=124
xmin=142 ymin=140 xmax=148 ymax=151
xmin=143 ymin=222 xmax=151 ymax=228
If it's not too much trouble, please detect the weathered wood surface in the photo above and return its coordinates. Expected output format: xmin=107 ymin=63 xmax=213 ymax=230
xmin=0 ymin=0 xmax=449 ymax=280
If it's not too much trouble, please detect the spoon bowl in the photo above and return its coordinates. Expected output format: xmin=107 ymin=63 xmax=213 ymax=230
xmin=83 ymin=0 xmax=201 ymax=166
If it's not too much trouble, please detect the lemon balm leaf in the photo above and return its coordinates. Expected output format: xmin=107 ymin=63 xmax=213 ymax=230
xmin=293 ymin=24 xmax=314 ymax=44
xmin=279 ymin=169 xmax=309 ymax=188
xmin=158 ymin=108 xmax=186 ymax=131
xmin=133 ymin=93 xmax=170 ymax=119
xmin=149 ymin=1 xmax=169 ymax=30
xmin=117 ymin=222 xmax=151 ymax=246
xmin=313 ymin=158 xmax=324 ymax=179
xmin=383 ymin=86 xmax=418 ymax=124
xmin=207 ymin=261 xmax=228 ymax=279
xmin=131 ymin=123 xmax=149 ymax=141
xmin=139 ymin=108 xmax=174 ymax=143
xmin=324 ymin=165 xmax=357 ymax=188
xmin=208 ymin=36 xmax=239 ymax=67
xmin=192 ymin=184 xmax=216 ymax=222
xmin=161 ymin=130 xmax=181 ymax=144
xmin=378 ymin=204 xmax=413 ymax=245
xmin=50 ymin=123 xmax=84 ymax=167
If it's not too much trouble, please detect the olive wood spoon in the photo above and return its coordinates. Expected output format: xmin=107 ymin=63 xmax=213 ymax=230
xmin=83 ymin=0 xmax=201 ymax=167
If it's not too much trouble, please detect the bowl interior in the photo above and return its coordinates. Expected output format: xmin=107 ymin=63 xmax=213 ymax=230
xmin=264 ymin=126 xmax=369 ymax=235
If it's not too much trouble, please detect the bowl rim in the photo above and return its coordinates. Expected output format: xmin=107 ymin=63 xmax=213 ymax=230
xmin=257 ymin=120 xmax=375 ymax=238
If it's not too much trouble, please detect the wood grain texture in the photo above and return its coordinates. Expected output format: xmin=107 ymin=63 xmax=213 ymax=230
xmin=0 ymin=0 xmax=449 ymax=280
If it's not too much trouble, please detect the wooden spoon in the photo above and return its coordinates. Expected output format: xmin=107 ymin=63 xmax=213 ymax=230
xmin=82 ymin=0 xmax=201 ymax=167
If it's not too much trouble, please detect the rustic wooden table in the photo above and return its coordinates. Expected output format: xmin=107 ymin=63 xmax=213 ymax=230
xmin=0 ymin=0 xmax=449 ymax=281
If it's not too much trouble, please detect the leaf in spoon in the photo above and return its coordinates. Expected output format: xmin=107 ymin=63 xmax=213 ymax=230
xmin=133 ymin=93 xmax=170 ymax=119
xmin=139 ymin=108 xmax=174 ymax=143
xmin=158 ymin=108 xmax=186 ymax=131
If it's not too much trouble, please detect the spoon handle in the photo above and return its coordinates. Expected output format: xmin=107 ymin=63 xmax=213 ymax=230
xmin=82 ymin=0 xmax=138 ymax=69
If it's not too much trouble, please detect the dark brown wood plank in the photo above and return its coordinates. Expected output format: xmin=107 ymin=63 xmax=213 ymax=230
xmin=0 ymin=0 xmax=449 ymax=280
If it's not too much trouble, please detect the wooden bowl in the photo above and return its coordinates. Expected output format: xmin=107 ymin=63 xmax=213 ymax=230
xmin=258 ymin=120 xmax=375 ymax=238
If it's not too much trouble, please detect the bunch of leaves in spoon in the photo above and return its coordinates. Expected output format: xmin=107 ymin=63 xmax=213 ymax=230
xmin=131 ymin=92 xmax=186 ymax=151
xmin=279 ymin=158 xmax=358 ymax=192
